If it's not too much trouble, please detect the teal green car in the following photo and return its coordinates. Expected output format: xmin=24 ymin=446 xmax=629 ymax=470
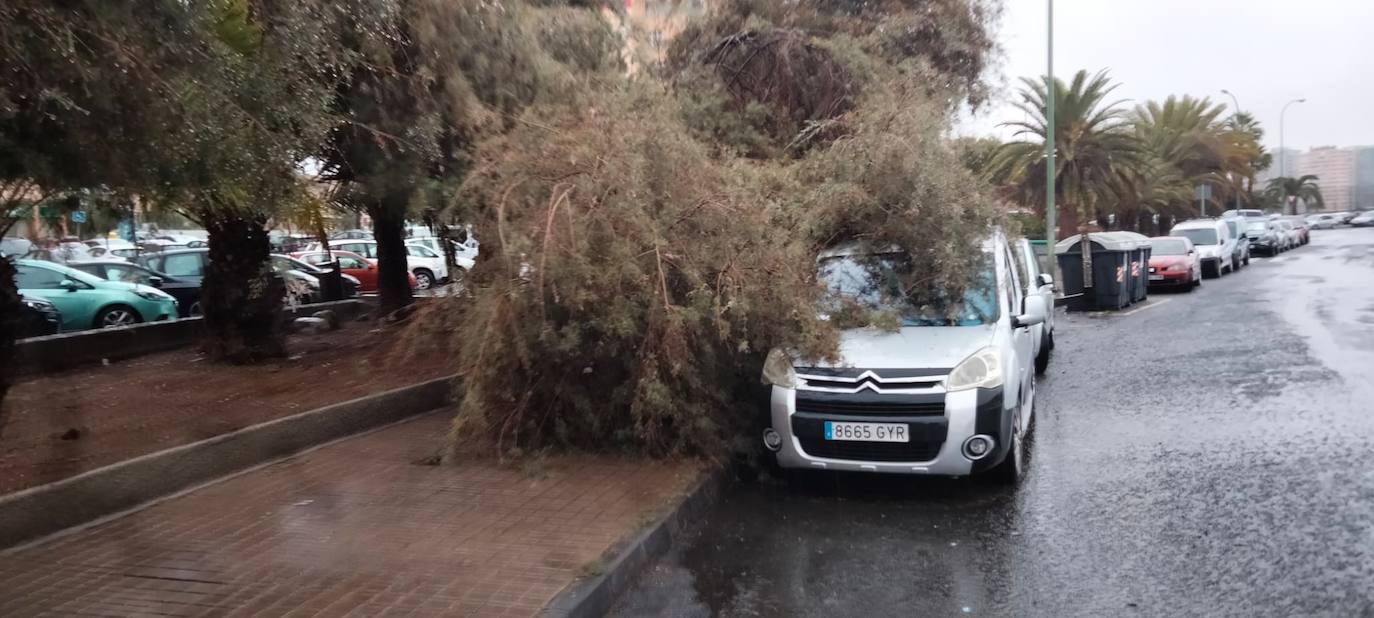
xmin=14 ymin=259 xmax=179 ymax=331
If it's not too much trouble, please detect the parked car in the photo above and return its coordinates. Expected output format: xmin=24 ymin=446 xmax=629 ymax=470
xmin=1274 ymin=220 xmax=1300 ymax=251
xmin=1011 ymin=238 xmax=1055 ymax=375
xmin=1221 ymin=218 xmax=1251 ymax=268
xmin=2 ymin=237 xmax=34 ymax=257
xmin=762 ymin=231 xmax=1047 ymax=483
xmin=303 ymin=239 xmax=457 ymax=289
xmin=68 ymin=261 xmax=203 ymax=317
xmin=1170 ymin=219 xmax=1235 ymax=277
xmin=19 ymin=295 xmax=62 ymax=338
xmin=1244 ymin=218 xmax=1282 ymax=255
xmin=1221 ymin=209 xmax=1265 ymax=220
xmin=406 ymin=235 xmax=480 ymax=264
xmin=329 ymin=229 xmax=373 ymax=240
xmin=1305 ymin=213 xmax=1341 ymax=229
xmin=1146 ymin=236 xmax=1202 ymax=290
xmin=1336 ymin=211 xmax=1360 ymax=224
xmin=1281 ymin=217 xmax=1310 ymax=245
xmin=293 ymin=250 xmax=417 ymax=293
xmin=1350 ymin=211 xmax=1374 ymax=227
xmin=14 ymin=259 xmax=178 ymax=330
xmin=136 ymin=248 xmax=360 ymax=302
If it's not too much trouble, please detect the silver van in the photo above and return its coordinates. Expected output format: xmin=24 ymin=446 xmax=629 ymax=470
xmin=761 ymin=231 xmax=1048 ymax=483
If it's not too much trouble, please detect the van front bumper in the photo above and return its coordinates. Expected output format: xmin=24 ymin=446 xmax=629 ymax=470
xmin=769 ymin=385 xmax=1010 ymax=476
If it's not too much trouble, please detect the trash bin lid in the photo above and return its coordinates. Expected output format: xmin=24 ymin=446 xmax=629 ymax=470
xmin=1053 ymin=232 xmax=1145 ymax=253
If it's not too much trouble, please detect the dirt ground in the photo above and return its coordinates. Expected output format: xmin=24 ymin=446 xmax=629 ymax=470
xmin=0 ymin=322 xmax=456 ymax=495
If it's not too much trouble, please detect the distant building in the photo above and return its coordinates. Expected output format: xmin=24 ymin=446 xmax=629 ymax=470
xmin=1355 ymin=148 xmax=1374 ymax=211
xmin=1296 ymin=146 xmax=1357 ymax=212
xmin=1256 ymin=147 xmax=1303 ymax=186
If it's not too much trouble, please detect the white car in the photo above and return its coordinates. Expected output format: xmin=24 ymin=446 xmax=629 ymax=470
xmin=307 ymin=239 xmax=455 ymax=290
xmin=762 ymin=231 xmax=1047 ymax=483
xmin=1305 ymin=213 xmax=1341 ymax=230
xmin=407 ymin=235 xmax=479 ymax=265
xmin=1170 ymin=219 xmax=1236 ymax=277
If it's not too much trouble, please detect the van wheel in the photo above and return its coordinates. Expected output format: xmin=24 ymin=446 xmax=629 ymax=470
xmin=988 ymin=379 xmax=1032 ymax=485
xmin=1034 ymin=337 xmax=1051 ymax=375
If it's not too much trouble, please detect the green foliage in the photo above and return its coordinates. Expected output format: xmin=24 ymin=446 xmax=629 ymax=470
xmin=1265 ymin=175 xmax=1324 ymax=213
xmin=992 ymin=70 xmax=1144 ymax=226
xmin=665 ymin=0 xmax=999 ymax=158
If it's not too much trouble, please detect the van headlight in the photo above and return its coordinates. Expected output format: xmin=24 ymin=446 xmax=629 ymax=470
xmin=946 ymin=347 xmax=1003 ymax=392
xmin=761 ymin=348 xmax=799 ymax=388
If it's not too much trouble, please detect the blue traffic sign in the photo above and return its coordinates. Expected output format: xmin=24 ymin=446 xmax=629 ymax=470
xmin=71 ymin=210 xmax=87 ymax=224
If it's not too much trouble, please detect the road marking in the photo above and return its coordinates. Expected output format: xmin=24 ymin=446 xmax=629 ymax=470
xmin=1119 ymin=298 xmax=1172 ymax=317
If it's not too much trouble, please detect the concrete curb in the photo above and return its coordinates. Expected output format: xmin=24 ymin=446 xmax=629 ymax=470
xmin=16 ymin=298 xmax=373 ymax=375
xmin=0 ymin=374 xmax=458 ymax=549
xmin=540 ymin=466 xmax=730 ymax=618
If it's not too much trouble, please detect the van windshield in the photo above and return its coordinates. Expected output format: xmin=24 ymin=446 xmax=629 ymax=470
xmin=1174 ymin=228 xmax=1218 ymax=245
xmin=817 ymin=251 xmax=999 ymax=326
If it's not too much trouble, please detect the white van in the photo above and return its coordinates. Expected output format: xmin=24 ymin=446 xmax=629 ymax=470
xmin=1170 ymin=219 xmax=1235 ymax=277
xmin=761 ymin=231 xmax=1048 ymax=483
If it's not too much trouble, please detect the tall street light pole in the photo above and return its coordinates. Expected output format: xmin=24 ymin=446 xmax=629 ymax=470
xmin=1279 ymin=98 xmax=1306 ymax=214
xmin=1045 ymin=0 xmax=1058 ymax=282
xmin=1221 ymin=89 xmax=1242 ymax=211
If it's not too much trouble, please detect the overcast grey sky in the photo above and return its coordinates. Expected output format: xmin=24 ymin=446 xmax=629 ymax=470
xmin=958 ymin=0 xmax=1374 ymax=150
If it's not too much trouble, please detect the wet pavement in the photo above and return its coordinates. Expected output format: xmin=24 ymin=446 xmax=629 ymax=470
xmin=611 ymin=227 xmax=1374 ymax=618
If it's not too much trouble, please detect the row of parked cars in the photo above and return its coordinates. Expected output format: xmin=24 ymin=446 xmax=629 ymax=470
xmin=7 ymin=230 xmax=480 ymax=338
xmin=1147 ymin=210 xmax=1327 ymax=290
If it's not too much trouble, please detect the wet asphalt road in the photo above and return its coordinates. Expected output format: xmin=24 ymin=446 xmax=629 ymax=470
xmin=611 ymin=227 xmax=1374 ymax=618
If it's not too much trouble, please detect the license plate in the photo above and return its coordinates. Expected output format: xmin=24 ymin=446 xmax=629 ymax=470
xmin=824 ymin=421 xmax=909 ymax=442
xmin=1148 ymin=274 xmax=1164 ymax=281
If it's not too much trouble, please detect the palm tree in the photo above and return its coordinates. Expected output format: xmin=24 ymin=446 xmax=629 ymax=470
xmin=992 ymin=69 xmax=1144 ymax=239
xmin=1265 ymin=175 xmax=1323 ymax=214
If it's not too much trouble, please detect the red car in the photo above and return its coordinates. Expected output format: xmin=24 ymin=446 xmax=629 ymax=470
xmin=1147 ymin=236 xmax=1202 ymax=291
xmin=293 ymin=250 xmax=416 ymax=293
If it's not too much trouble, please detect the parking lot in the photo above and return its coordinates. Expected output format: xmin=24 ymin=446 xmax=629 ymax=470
xmin=611 ymin=226 xmax=1374 ymax=617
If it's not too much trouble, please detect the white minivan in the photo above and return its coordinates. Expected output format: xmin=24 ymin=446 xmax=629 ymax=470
xmin=761 ymin=231 xmax=1048 ymax=483
xmin=1170 ymin=219 xmax=1235 ymax=277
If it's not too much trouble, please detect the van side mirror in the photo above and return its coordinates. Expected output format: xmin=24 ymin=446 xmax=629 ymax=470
xmin=1037 ymin=273 xmax=1053 ymax=288
xmin=1013 ymin=295 xmax=1047 ymax=329
xmin=148 ymin=276 xmax=164 ymax=288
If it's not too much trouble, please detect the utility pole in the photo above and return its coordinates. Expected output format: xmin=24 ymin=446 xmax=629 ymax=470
xmin=1045 ymin=0 xmax=1059 ymax=286
xmin=1279 ymin=98 xmax=1306 ymax=214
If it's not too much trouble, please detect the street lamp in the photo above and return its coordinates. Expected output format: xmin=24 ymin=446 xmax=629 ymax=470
xmin=1279 ymin=98 xmax=1307 ymax=214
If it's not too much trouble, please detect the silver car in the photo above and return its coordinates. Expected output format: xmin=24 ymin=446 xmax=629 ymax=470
xmin=761 ymin=232 xmax=1048 ymax=483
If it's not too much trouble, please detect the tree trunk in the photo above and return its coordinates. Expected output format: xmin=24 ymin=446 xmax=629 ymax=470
xmin=0 ymin=256 xmax=20 ymax=438
xmin=201 ymin=213 xmax=286 ymax=363
xmin=370 ymin=197 xmax=413 ymax=316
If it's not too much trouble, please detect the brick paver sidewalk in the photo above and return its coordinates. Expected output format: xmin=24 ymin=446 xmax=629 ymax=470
xmin=0 ymin=412 xmax=702 ymax=617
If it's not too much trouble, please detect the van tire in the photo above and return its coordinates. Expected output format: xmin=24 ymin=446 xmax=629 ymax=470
xmin=988 ymin=380 xmax=1032 ymax=485
xmin=1034 ymin=337 xmax=1051 ymax=375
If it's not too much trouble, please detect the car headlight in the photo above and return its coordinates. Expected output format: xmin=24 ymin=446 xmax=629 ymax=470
xmin=946 ymin=347 xmax=1003 ymax=392
xmin=761 ymin=348 xmax=799 ymax=388
xmin=133 ymin=287 xmax=172 ymax=302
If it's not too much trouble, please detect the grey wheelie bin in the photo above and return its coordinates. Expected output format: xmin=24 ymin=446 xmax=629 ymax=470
xmin=1054 ymin=233 xmax=1136 ymax=311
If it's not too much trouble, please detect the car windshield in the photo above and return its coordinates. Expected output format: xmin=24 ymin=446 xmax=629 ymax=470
xmin=1174 ymin=228 xmax=1217 ymax=245
xmin=817 ymin=251 xmax=998 ymax=327
xmin=1150 ymin=239 xmax=1189 ymax=256
xmin=1246 ymin=221 xmax=1268 ymax=232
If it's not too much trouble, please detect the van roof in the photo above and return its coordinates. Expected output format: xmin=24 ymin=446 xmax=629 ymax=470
xmin=1172 ymin=219 xmax=1224 ymax=229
